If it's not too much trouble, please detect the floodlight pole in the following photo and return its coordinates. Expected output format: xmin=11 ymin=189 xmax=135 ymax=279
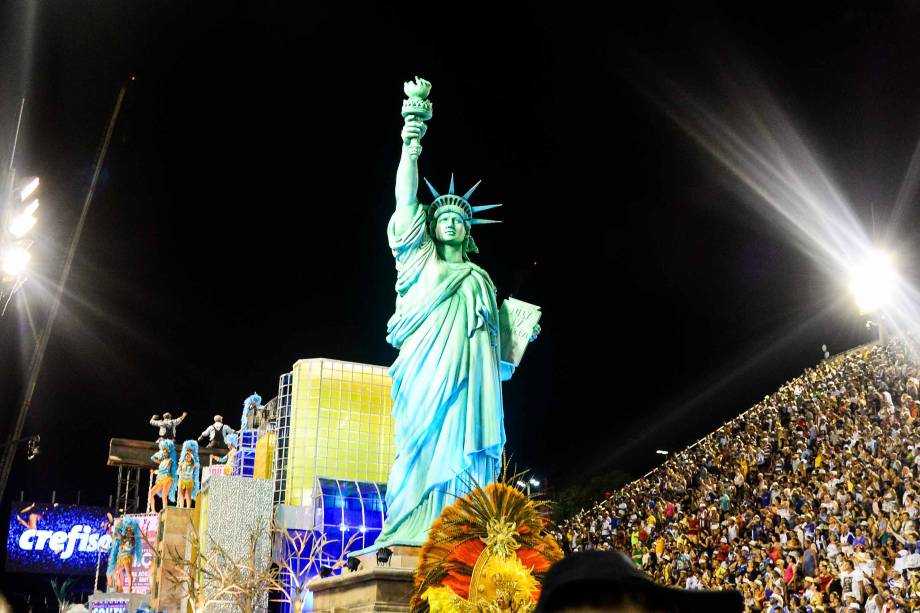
xmin=0 ymin=99 xmax=25 ymax=311
xmin=0 ymin=84 xmax=127 ymax=503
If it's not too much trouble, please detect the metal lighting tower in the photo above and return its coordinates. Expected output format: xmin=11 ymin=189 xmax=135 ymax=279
xmin=0 ymin=98 xmax=40 ymax=316
xmin=0 ymin=84 xmax=127 ymax=504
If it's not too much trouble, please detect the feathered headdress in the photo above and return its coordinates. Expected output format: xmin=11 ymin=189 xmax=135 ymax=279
xmin=155 ymin=439 xmax=179 ymax=503
xmin=106 ymin=517 xmax=143 ymax=575
xmin=241 ymin=392 xmax=262 ymax=429
xmin=411 ymin=475 xmax=563 ymax=613
xmin=180 ymin=439 xmax=201 ymax=498
xmin=124 ymin=517 xmax=143 ymax=563
xmin=105 ymin=518 xmax=122 ymax=576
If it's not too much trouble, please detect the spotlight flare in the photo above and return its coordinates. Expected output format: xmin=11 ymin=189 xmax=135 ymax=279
xmin=848 ymin=250 xmax=897 ymax=314
xmin=2 ymin=246 xmax=31 ymax=276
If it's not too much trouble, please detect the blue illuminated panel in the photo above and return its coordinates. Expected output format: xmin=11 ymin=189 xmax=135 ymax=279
xmin=273 ymin=479 xmax=387 ymax=613
xmin=6 ymin=502 xmax=113 ymax=575
xmin=232 ymin=429 xmax=259 ymax=477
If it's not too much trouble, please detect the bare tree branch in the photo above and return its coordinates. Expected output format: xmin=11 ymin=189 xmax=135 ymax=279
xmin=161 ymin=512 xmax=362 ymax=612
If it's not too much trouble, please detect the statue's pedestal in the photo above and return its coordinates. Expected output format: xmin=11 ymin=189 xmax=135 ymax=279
xmin=308 ymin=545 xmax=419 ymax=613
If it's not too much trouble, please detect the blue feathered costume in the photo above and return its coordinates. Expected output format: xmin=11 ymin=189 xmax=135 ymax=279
xmin=106 ymin=517 xmax=143 ymax=577
xmin=178 ymin=439 xmax=201 ymax=499
xmin=214 ymin=432 xmax=239 ymax=473
xmin=150 ymin=439 xmax=178 ymax=502
xmin=241 ymin=392 xmax=262 ymax=430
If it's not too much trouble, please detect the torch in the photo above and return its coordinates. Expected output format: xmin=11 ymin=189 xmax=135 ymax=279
xmin=402 ymin=76 xmax=433 ymax=161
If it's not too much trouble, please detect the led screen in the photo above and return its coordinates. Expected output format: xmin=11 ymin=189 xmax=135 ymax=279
xmin=6 ymin=502 xmax=113 ymax=575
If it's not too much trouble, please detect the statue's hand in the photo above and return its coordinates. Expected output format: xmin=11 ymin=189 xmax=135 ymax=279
xmin=401 ymin=118 xmax=427 ymax=146
xmin=530 ymin=323 xmax=542 ymax=343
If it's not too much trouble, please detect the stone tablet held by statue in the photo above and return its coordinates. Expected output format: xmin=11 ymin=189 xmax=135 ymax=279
xmin=499 ymin=297 xmax=542 ymax=367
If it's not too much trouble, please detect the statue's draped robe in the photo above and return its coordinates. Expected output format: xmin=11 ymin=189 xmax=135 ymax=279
xmin=375 ymin=205 xmax=505 ymax=546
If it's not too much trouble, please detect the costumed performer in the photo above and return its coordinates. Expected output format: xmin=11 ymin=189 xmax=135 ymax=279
xmin=199 ymin=414 xmax=235 ymax=450
xmin=240 ymin=392 xmax=264 ymax=431
xmin=149 ymin=439 xmax=178 ymax=512
xmin=177 ymin=440 xmax=200 ymax=509
xmin=149 ymin=411 xmax=187 ymax=442
xmin=212 ymin=431 xmax=239 ymax=475
xmin=106 ymin=517 xmax=143 ymax=593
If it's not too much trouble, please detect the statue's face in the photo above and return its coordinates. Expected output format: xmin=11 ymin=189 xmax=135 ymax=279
xmin=434 ymin=212 xmax=467 ymax=246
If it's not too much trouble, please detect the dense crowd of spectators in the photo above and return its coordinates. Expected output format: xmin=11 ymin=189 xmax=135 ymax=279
xmin=558 ymin=340 xmax=920 ymax=612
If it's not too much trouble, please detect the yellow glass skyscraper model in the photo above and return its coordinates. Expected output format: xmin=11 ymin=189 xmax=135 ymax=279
xmin=273 ymin=358 xmax=396 ymax=507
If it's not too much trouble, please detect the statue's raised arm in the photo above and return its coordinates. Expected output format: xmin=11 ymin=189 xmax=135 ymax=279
xmin=392 ymin=77 xmax=432 ymax=235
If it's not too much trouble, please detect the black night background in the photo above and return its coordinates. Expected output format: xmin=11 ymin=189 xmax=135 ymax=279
xmin=2 ymin=2 xmax=920 ymax=607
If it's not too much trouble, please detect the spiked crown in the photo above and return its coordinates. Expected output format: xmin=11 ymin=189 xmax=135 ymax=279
xmin=424 ymin=175 xmax=501 ymax=259
xmin=424 ymin=174 xmax=501 ymax=228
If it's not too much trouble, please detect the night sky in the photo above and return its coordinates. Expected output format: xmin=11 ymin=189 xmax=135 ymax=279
xmin=2 ymin=1 xmax=920 ymax=576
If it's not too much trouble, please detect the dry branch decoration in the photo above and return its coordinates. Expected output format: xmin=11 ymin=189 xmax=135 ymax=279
xmin=163 ymin=514 xmax=360 ymax=613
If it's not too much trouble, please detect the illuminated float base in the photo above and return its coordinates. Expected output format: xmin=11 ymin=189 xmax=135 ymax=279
xmin=87 ymin=591 xmax=150 ymax=613
xmin=308 ymin=545 xmax=419 ymax=613
xmin=198 ymin=473 xmax=274 ymax=612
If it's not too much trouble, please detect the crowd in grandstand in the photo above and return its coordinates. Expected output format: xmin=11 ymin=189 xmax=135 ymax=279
xmin=558 ymin=340 xmax=920 ymax=612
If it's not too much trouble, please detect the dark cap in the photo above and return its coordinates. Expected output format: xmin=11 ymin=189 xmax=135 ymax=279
xmin=535 ymin=551 xmax=743 ymax=613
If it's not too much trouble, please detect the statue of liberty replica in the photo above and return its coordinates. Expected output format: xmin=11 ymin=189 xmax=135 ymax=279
xmin=376 ymin=78 xmax=541 ymax=548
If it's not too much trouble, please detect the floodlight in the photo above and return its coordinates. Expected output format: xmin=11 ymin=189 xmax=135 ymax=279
xmin=849 ymin=250 xmax=897 ymax=314
xmin=19 ymin=177 xmax=39 ymax=201
xmin=10 ymin=200 xmax=38 ymax=238
xmin=656 ymin=450 xmax=669 ymax=455
xmin=528 ymin=478 xmax=540 ymax=488
xmin=516 ymin=480 xmax=527 ymax=489
xmin=346 ymin=557 xmax=361 ymax=572
xmin=2 ymin=246 xmax=30 ymax=276
xmin=319 ymin=566 xmax=333 ymax=578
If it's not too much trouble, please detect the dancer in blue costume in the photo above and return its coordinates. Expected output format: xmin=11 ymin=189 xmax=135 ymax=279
xmin=106 ymin=517 xmax=143 ymax=593
xmin=375 ymin=100 xmax=534 ymax=547
xmin=149 ymin=439 xmax=178 ymax=513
